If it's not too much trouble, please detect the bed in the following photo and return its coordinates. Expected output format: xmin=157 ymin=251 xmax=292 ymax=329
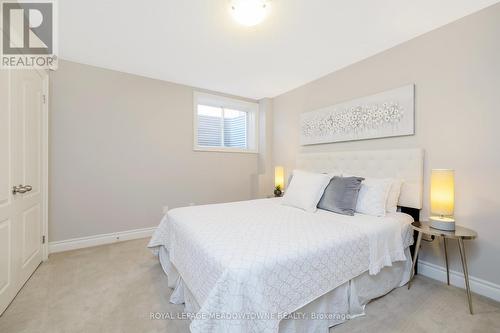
xmin=148 ymin=148 xmax=424 ymax=333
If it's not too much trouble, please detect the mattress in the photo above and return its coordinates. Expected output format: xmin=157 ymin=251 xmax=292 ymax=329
xmin=148 ymin=198 xmax=414 ymax=333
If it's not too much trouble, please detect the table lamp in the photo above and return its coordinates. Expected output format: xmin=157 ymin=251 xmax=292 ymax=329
xmin=429 ymin=169 xmax=455 ymax=231
xmin=274 ymin=166 xmax=284 ymax=197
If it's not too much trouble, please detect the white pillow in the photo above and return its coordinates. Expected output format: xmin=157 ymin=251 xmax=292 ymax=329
xmin=355 ymin=177 xmax=393 ymax=217
xmin=286 ymin=170 xmax=341 ymax=187
xmin=386 ymin=179 xmax=403 ymax=213
xmin=281 ymin=170 xmax=331 ymax=213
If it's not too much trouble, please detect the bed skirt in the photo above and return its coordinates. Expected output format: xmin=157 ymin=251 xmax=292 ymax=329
xmin=156 ymin=246 xmax=412 ymax=333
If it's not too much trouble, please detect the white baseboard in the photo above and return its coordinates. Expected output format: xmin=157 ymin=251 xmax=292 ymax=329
xmin=48 ymin=227 xmax=156 ymax=254
xmin=418 ymin=259 xmax=500 ymax=302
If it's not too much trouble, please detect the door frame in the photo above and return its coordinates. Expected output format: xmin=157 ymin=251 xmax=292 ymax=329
xmin=40 ymin=69 xmax=49 ymax=261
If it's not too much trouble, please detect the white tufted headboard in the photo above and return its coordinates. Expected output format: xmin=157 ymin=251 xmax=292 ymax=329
xmin=296 ymin=148 xmax=424 ymax=209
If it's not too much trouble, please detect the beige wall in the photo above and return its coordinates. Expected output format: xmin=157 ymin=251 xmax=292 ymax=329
xmin=49 ymin=60 xmax=261 ymax=241
xmin=272 ymin=4 xmax=500 ymax=285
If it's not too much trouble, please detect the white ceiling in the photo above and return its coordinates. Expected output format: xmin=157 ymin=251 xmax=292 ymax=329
xmin=59 ymin=0 xmax=499 ymax=99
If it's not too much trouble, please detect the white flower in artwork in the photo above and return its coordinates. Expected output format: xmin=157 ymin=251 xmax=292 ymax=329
xmin=301 ymin=101 xmax=405 ymax=138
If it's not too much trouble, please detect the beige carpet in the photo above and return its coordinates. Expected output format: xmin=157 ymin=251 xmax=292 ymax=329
xmin=1 ymin=238 xmax=499 ymax=333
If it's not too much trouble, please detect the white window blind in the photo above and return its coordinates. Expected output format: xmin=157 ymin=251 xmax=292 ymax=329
xmin=197 ymin=106 xmax=248 ymax=148
xmin=194 ymin=93 xmax=258 ymax=153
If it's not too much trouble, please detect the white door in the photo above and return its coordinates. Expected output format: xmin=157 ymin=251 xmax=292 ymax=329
xmin=0 ymin=68 xmax=47 ymax=315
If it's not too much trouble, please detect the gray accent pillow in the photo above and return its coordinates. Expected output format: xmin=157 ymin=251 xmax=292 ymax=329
xmin=317 ymin=176 xmax=365 ymax=216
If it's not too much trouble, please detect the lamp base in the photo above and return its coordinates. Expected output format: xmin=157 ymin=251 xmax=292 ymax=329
xmin=429 ymin=216 xmax=455 ymax=231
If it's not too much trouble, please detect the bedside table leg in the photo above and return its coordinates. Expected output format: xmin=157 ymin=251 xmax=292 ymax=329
xmin=458 ymin=238 xmax=473 ymax=315
xmin=408 ymin=231 xmax=422 ymax=290
xmin=443 ymin=237 xmax=450 ymax=285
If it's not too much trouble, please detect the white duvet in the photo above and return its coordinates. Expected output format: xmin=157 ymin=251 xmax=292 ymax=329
xmin=148 ymin=198 xmax=413 ymax=333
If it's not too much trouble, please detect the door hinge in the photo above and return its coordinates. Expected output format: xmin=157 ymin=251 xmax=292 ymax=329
xmin=42 ymin=94 xmax=46 ymax=104
xmin=42 ymin=235 xmax=46 ymax=244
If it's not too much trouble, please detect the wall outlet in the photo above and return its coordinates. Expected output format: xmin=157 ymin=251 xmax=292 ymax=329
xmin=162 ymin=206 xmax=169 ymax=214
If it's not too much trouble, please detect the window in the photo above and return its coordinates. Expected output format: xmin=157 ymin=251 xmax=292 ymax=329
xmin=194 ymin=92 xmax=258 ymax=153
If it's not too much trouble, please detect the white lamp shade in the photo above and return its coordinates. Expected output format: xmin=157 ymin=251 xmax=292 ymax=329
xmin=430 ymin=169 xmax=455 ymax=217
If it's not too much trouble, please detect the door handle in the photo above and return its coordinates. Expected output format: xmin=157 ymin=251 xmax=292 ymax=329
xmin=12 ymin=185 xmax=27 ymax=194
xmin=12 ymin=185 xmax=33 ymax=195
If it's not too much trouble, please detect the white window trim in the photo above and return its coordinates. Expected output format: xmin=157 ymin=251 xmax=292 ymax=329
xmin=193 ymin=91 xmax=259 ymax=154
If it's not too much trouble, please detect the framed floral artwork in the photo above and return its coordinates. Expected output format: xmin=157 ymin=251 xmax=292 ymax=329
xmin=300 ymin=84 xmax=415 ymax=145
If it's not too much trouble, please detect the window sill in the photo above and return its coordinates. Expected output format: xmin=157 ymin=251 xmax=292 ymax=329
xmin=193 ymin=146 xmax=259 ymax=154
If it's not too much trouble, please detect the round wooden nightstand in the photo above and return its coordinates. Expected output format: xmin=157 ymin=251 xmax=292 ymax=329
xmin=408 ymin=221 xmax=478 ymax=314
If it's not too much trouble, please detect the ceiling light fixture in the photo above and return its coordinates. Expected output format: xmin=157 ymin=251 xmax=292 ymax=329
xmin=230 ymin=0 xmax=270 ymax=27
